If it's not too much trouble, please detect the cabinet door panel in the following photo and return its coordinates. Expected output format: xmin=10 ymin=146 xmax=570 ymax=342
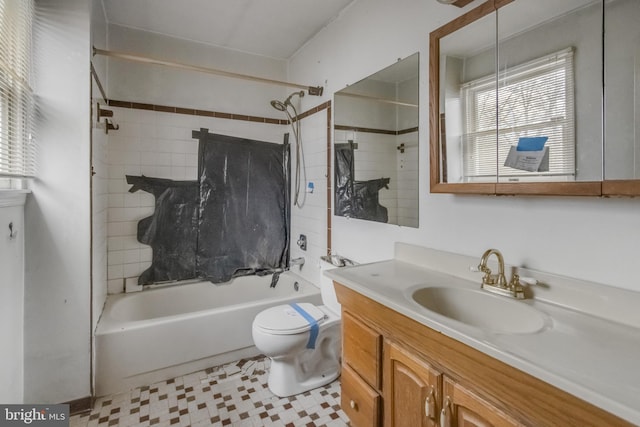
xmin=385 ymin=340 xmax=442 ymax=427
xmin=443 ymin=376 xmax=523 ymax=427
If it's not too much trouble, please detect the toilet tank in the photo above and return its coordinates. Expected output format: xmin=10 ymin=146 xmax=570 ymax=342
xmin=319 ymin=259 xmax=341 ymax=315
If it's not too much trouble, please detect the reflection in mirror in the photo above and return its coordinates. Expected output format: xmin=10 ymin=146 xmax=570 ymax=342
xmin=334 ymin=53 xmax=419 ymax=227
xmin=604 ymin=0 xmax=640 ymax=180
xmin=496 ymin=0 xmax=602 ymax=183
xmin=439 ymin=11 xmax=496 ymax=184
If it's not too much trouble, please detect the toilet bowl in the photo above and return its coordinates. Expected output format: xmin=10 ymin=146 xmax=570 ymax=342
xmin=251 ymin=260 xmax=342 ymax=397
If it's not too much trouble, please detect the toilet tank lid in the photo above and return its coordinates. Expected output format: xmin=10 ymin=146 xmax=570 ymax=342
xmin=254 ymin=303 xmax=325 ymax=334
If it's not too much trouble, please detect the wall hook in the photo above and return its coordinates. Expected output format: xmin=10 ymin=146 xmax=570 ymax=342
xmin=8 ymin=222 xmax=17 ymax=240
xmin=104 ymin=118 xmax=119 ymax=134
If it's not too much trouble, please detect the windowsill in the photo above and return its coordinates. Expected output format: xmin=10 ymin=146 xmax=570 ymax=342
xmin=0 ymin=190 xmax=31 ymax=208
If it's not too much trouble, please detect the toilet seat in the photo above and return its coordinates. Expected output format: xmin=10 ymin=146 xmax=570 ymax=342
xmin=253 ymin=303 xmax=326 ymax=335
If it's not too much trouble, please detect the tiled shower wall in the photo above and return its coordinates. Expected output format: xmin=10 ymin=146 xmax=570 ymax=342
xmin=105 ymin=107 xmax=289 ymax=293
xmin=288 ymin=106 xmax=331 ymax=288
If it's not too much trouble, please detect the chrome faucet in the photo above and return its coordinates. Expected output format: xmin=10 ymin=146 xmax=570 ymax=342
xmin=290 ymin=257 xmax=305 ymax=268
xmin=477 ymin=249 xmax=525 ymax=299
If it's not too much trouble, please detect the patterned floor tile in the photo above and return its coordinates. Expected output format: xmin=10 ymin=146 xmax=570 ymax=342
xmin=71 ymin=356 xmax=349 ymax=427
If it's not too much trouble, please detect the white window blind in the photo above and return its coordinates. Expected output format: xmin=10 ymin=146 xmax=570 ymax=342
xmin=461 ymin=48 xmax=575 ymax=181
xmin=0 ymin=0 xmax=36 ymax=179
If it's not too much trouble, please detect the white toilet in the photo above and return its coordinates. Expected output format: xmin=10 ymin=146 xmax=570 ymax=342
xmin=251 ymin=264 xmax=342 ymax=397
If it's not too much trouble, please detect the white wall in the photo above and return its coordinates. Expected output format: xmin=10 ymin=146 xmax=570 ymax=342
xmin=107 ymin=25 xmax=288 ymax=117
xmin=289 ymin=0 xmax=640 ymax=292
xmin=24 ymin=0 xmax=92 ymax=403
xmin=0 ymin=194 xmax=26 ymax=403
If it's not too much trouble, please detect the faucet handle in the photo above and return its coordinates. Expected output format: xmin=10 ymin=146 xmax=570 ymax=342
xmin=507 ymin=273 xmax=526 ymax=299
xmin=518 ymin=276 xmax=539 ymax=286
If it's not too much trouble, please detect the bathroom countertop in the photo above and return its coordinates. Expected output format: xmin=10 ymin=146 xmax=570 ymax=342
xmin=325 ymin=244 xmax=640 ymax=426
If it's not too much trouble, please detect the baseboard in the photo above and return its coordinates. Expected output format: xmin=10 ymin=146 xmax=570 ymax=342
xmin=64 ymin=396 xmax=92 ymax=415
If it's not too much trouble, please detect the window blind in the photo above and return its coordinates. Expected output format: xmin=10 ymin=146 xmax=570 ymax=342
xmin=0 ymin=0 xmax=36 ymax=179
xmin=461 ymin=48 xmax=575 ymax=181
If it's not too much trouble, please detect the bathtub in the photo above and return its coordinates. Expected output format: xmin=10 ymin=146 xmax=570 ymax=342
xmin=95 ymin=272 xmax=322 ymax=396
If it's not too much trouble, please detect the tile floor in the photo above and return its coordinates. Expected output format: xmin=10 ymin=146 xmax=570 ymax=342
xmin=70 ymin=355 xmax=349 ymax=427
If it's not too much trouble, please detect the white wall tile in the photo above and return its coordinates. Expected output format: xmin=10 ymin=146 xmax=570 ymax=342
xmin=108 ymin=265 xmax=124 ymax=280
xmin=107 ymin=279 xmax=124 ymax=295
xmin=123 ymin=262 xmax=145 ymax=278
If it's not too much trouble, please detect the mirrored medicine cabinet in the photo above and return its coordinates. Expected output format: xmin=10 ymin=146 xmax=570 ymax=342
xmin=430 ymin=0 xmax=640 ymax=196
xmin=334 ymin=53 xmax=419 ymax=227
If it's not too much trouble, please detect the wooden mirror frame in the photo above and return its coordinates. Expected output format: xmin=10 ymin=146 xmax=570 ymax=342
xmin=429 ymin=0 xmax=640 ymax=196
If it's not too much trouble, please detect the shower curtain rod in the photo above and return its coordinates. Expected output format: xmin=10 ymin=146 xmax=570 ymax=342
xmin=92 ymin=47 xmax=324 ymax=96
xmin=336 ymin=91 xmax=418 ymax=108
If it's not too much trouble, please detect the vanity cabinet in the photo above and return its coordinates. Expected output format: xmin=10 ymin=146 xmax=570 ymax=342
xmin=335 ymin=281 xmax=633 ymax=427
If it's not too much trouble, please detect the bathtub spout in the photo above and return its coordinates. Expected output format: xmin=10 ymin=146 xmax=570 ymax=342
xmin=270 ymin=272 xmax=281 ymax=288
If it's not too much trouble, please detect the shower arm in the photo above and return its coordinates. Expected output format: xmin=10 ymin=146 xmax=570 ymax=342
xmin=92 ymin=47 xmax=324 ymax=96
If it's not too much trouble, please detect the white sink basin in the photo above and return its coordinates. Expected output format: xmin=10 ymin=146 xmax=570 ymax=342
xmin=411 ymin=286 xmax=548 ymax=334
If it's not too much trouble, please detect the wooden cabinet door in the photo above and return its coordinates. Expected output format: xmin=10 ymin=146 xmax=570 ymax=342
xmin=384 ymin=340 xmax=442 ymax=427
xmin=441 ymin=376 xmax=523 ymax=427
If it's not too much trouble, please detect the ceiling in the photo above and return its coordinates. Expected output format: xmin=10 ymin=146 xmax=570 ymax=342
xmin=101 ymin=0 xmax=357 ymax=60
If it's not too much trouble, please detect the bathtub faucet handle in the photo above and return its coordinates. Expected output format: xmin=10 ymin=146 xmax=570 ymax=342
xmin=290 ymin=257 xmax=305 ymax=268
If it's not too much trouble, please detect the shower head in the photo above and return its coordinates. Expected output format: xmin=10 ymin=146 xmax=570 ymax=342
xmin=270 ymin=90 xmax=305 ymax=112
xmin=270 ymin=100 xmax=287 ymax=111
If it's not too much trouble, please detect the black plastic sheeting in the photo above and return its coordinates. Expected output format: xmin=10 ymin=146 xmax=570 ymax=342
xmin=126 ymin=176 xmax=199 ymax=284
xmin=127 ymin=129 xmax=290 ymax=285
xmin=334 ymin=142 xmax=390 ymax=223
xmin=196 ymin=131 xmax=290 ymax=282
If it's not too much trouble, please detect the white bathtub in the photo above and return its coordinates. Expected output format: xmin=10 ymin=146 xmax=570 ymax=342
xmin=95 ymin=272 xmax=322 ymax=395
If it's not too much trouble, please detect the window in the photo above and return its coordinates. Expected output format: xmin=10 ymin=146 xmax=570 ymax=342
xmin=461 ymin=48 xmax=575 ymax=182
xmin=0 ymin=0 xmax=35 ymax=186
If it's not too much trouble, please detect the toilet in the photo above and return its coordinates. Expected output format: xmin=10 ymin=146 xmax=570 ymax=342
xmin=251 ymin=262 xmax=342 ymax=397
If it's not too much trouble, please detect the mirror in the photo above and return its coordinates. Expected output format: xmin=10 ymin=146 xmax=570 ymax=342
xmin=431 ymin=0 xmax=604 ymax=195
xmin=334 ymin=53 xmax=419 ymax=227
xmin=497 ymin=0 xmax=602 ymax=184
xmin=604 ymin=0 xmax=640 ymax=187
